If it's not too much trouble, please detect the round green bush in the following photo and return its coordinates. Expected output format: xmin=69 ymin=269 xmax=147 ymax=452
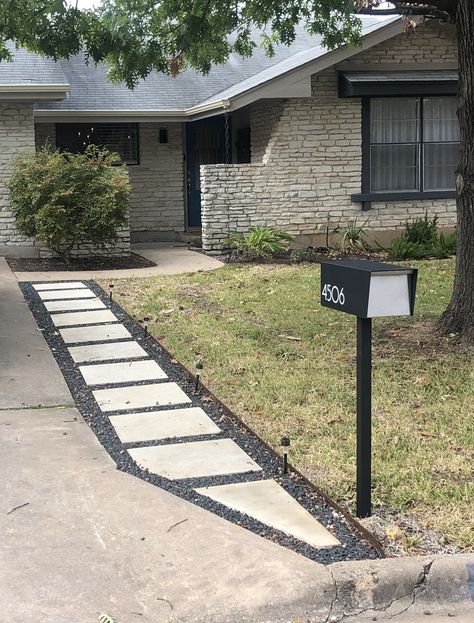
xmin=9 ymin=145 xmax=130 ymax=261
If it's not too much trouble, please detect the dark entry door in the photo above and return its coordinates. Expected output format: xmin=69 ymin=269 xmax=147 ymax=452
xmin=186 ymin=117 xmax=226 ymax=227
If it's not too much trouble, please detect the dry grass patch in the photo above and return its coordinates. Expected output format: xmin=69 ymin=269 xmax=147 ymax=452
xmin=105 ymin=259 xmax=473 ymax=552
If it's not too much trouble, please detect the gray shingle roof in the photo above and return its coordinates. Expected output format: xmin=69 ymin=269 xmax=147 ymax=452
xmin=0 ymin=43 xmax=68 ymax=85
xmin=1 ymin=16 xmax=397 ymax=110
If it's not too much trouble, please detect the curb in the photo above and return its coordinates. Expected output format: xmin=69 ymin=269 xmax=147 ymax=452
xmin=325 ymin=553 xmax=474 ymax=621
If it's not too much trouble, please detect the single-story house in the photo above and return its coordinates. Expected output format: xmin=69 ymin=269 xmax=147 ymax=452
xmin=0 ymin=15 xmax=458 ymax=257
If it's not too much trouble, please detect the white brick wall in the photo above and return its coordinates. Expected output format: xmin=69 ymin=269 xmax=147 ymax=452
xmin=128 ymin=122 xmax=185 ymax=238
xmin=201 ymin=21 xmax=458 ymax=252
xmin=0 ymin=102 xmax=39 ymax=254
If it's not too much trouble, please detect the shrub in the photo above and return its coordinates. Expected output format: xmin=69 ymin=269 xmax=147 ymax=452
xmin=389 ymin=213 xmax=457 ymax=260
xmin=336 ymin=219 xmax=371 ymax=252
xmin=226 ymin=226 xmax=294 ymax=258
xmin=389 ymin=234 xmax=425 ymax=260
xmin=9 ymin=145 xmax=130 ymax=262
xmin=403 ymin=212 xmax=439 ymax=246
xmin=437 ymin=231 xmax=457 ymax=255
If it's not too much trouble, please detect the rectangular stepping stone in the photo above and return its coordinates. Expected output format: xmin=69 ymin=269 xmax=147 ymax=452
xmin=60 ymin=324 xmax=131 ymax=344
xmin=68 ymin=340 xmax=147 ymax=363
xmin=129 ymin=439 xmax=262 ymax=480
xmin=196 ymin=480 xmax=340 ymax=549
xmin=45 ymin=298 xmax=106 ymax=312
xmin=34 ymin=282 xmax=87 ymax=291
xmin=109 ymin=407 xmax=221 ymax=443
xmin=38 ymin=288 xmax=96 ymax=301
xmin=79 ymin=360 xmax=167 ymax=386
xmin=93 ymin=382 xmax=191 ymax=412
xmin=51 ymin=309 xmax=118 ymax=327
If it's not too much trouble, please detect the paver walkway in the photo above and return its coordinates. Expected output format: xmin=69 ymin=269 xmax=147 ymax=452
xmin=29 ymin=279 xmax=341 ymax=550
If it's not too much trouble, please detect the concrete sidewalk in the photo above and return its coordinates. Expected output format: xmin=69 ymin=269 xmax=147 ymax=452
xmin=0 ymin=257 xmax=72 ymax=409
xmin=13 ymin=243 xmax=224 ymax=281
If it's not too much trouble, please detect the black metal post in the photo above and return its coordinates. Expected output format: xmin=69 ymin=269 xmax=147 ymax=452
xmin=356 ymin=316 xmax=372 ymax=518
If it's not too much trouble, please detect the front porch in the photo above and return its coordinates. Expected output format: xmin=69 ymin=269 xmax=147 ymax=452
xmin=33 ymin=110 xmax=251 ymax=252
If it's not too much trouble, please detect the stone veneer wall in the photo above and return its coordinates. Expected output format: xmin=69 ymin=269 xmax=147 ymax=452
xmin=0 ymin=103 xmax=39 ymax=255
xmin=127 ymin=122 xmax=185 ymax=240
xmin=201 ymin=21 xmax=458 ymax=252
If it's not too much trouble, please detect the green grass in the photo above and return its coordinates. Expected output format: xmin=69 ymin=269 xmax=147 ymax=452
xmin=107 ymin=259 xmax=473 ymax=551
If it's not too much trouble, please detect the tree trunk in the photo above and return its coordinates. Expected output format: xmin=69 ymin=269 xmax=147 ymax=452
xmin=438 ymin=0 xmax=474 ymax=344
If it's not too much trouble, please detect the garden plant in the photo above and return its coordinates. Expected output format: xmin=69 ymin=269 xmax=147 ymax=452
xmin=10 ymin=145 xmax=130 ymax=262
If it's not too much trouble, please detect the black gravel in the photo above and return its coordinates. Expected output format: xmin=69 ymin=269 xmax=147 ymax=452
xmin=8 ymin=252 xmax=155 ymax=272
xmin=20 ymin=279 xmax=382 ymax=564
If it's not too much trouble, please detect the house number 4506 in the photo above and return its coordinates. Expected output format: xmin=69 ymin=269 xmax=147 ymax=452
xmin=322 ymin=284 xmax=345 ymax=305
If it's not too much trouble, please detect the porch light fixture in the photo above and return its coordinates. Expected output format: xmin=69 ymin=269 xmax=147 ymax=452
xmin=159 ymin=128 xmax=168 ymax=144
xmin=280 ymin=436 xmax=291 ymax=474
xmin=195 ymin=362 xmax=203 ymax=391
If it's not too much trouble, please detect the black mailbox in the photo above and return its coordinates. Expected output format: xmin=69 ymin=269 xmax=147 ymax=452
xmin=319 ymin=259 xmax=418 ymax=518
xmin=320 ymin=259 xmax=418 ymax=318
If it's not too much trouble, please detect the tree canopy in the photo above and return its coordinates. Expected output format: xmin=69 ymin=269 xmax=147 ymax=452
xmin=0 ymin=2 xmax=458 ymax=88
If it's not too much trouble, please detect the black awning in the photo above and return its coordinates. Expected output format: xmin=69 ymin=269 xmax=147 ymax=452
xmin=338 ymin=70 xmax=458 ymax=97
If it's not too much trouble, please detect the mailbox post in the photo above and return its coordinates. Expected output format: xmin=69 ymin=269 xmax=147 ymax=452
xmin=320 ymin=260 xmax=418 ymax=518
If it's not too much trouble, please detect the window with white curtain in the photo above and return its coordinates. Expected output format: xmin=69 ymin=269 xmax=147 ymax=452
xmin=369 ymin=97 xmax=459 ymax=193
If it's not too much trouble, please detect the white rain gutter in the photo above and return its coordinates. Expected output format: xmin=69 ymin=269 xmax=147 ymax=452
xmin=34 ymin=98 xmax=231 ymax=122
xmin=0 ymin=84 xmax=71 ymax=100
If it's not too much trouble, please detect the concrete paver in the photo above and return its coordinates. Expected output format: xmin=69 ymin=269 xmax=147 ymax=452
xmin=196 ymin=479 xmax=340 ymax=549
xmin=68 ymin=340 xmax=147 ymax=363
xmin=109 ymin=407 xmax=221 ymax=443
xmin=0 ymin=258 xmax=71 ymax=409
xmin=33 ymin=281 xmax=87 ymax=290
xmin=38 ymin=288 xmax=96 ymax=300
xmin=60 ymin=324 xmax=131 ymax=344
xmin=93 ymin=382 xmax=191 ymax=412
xmin=129 ymin=438 xmax=262 ymax=479
xmin=51 ymin=309 xmax=118 ymax=327
xmin=79 ymin=359 xmax=167 ymax=386
xmin=45 ymin=298 xmax=106 ymax=312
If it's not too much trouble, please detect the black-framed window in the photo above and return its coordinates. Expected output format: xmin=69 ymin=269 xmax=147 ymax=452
xmin=56 ymin=123 xmax=139 ymax=165
xmin=354 ymin=96 xmax=459 ymax=207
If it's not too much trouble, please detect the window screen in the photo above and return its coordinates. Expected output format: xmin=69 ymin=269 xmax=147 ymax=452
xmin=56 ymin=123 xmax=139 ymax=164
xmin=369 ymin=97 xmax=459 ymax=193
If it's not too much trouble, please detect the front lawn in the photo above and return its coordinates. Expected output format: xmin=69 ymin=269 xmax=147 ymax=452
xmin=108 ymin=259 xmax=473 ymax=552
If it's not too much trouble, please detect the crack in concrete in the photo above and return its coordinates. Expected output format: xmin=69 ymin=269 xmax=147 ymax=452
xmin=0 ymin=403 xmax=74 ymax=411
xmin=322 ymin=567 xmax=339 ymax=623
xmin=322 ymin=559 xmax=434 ymax=622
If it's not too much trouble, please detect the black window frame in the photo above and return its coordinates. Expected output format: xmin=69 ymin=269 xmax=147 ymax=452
xmin=352 ymin=97 xmax=458 ymax=210
xmin=55 ymin=122 xmax=140 ymax=165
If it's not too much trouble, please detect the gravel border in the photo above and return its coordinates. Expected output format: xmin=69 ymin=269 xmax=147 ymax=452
xmin=20 ymin=279 xmax=382 ymax=564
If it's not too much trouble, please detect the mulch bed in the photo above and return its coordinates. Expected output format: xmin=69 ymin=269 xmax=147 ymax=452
xmin=220 ymin=247 xmax=389 ymax=265
xmin=8 ymin=252 xmax=155 ymax=272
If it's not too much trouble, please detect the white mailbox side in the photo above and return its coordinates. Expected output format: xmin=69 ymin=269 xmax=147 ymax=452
xmin=367 ymin=271 xmax=413 ymax=318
